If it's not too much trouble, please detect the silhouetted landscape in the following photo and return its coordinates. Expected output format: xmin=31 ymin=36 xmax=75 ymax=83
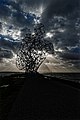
xmin=0 ymin=72 xmax=80 ymax=120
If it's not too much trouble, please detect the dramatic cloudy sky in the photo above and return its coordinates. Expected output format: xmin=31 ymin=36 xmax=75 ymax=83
xmin=0 ymin=0 xmax=80 ymax=72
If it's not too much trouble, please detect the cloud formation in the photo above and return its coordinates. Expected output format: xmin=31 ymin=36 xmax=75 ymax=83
xmin=0 ymin=0 xmax=80 ymax=66
xmin=41 ymin=0 xmax=80 ymax=60
xmin=41 ymin=0 xmax=80 ymax=22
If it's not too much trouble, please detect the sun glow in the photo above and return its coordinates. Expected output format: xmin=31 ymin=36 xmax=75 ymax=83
xmin=29 ymin=5 xmax=44 ymax=17
xmin=39 ymin=5 xmax=44 ymax=14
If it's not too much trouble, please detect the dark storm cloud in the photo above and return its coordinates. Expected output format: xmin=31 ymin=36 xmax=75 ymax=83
xmin=0 ymin=0 xmax=34 ymax=27
xmin=57 ymin=46 xmax=80 ymax=60
xmin=58 ymin=53 xmax=80 ymax=60
xmin=44 ymin=17 xmax=79 ymax=49
xmin=41 ymin=0 xmax=80 ymax=23
xmin=0 ymin=22 xmax=2 ymax=31
xmin=40 ymin=0 xmax=80 ymax=60
xmin=12 ymin=12 xmax=27 ymax=27
xmin=0 ymin=47 xmax=13 ymax=59
xmin=54 ymin=23 xmax=79 ymax=47
xmin=0 ymin=4 xmax=11 ymax=19
xmin=0 ymin=1 xmax=20 ymax=25
xmin=9 ymin=1 xmax=30 ymax=27
xmin=9 ymin=0 xmax=21 ymax=11
xmin=0 ymin=34 xmax=20 ymax=53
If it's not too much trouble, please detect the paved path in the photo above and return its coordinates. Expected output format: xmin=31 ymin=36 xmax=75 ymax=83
xmin=8 ymin=74 xmax=80 ymax=120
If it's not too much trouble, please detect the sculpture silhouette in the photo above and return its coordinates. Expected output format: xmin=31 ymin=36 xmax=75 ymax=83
xmin=16 ymin=23 xmax=54 ymax=72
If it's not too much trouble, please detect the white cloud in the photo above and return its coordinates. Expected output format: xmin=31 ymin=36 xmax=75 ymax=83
xmin=45 ymin=32 xmax=53 ymax=38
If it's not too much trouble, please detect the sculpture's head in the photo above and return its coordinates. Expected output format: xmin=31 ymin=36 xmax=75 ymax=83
xmin=34 ymin=23 xmax=45 ymax=36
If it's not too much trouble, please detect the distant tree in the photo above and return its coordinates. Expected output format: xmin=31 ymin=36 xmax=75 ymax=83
xmin=16 ymin=23 xmax=54 ymax=73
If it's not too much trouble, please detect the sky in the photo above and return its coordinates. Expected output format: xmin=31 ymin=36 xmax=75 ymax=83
xmin=0 ymin=0 xmax=80 ymax=72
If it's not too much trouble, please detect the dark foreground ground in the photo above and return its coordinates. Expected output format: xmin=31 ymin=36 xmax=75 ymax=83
xmin=0 ymin=73 xmax=80 ymax=120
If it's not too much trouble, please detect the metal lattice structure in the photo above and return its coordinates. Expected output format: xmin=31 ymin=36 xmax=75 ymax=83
xmin=16 ymin=23 xmax=54 ymax=72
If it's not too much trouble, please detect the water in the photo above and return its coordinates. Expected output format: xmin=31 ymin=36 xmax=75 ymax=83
xmin=45 ymin=73 xmax=80 ymax=83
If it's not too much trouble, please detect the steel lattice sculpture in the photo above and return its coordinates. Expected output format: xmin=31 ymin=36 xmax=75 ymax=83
xmin=16 ymin=23 xmax=54 ymax=72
